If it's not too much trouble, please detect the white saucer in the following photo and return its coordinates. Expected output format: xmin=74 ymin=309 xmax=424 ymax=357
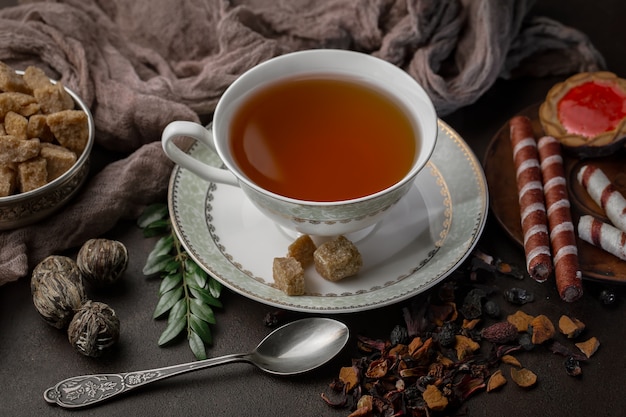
xmin=168 ymin=120 xmax=488 ymax=313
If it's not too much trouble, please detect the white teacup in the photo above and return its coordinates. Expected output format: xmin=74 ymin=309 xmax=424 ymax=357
xmin=162 ymin=49 xmax=437 ymax=237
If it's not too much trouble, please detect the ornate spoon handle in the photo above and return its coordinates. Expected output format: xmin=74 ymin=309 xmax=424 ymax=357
xmin=44 ymin=353 xmax=249 ymax=408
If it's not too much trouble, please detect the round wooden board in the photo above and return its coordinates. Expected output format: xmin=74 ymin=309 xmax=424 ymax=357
xmin=483 ymin=104 xmax=626 ymax=284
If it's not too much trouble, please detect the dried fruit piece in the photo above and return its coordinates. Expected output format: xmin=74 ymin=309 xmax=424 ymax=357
xmin=365 ymin=358 xmax=388 ymax=378
xmin=530 ymin=315 xmax=555 ymax=344
xmin=486 ymin=369 xmax=507 ymax=392
xmin=455 ymin=335 xmax=480 ymax=360
xmin=507 ymin=310 xmax=534 ymax=332
xmin=575 ymin=337 xmax=600 ymax=358
xmin=564 ymin=356 xmax=582 ymax=377
xmin=423 ymin=384 xmax=448 ymax=411
xmin=510 ymin=367 xmax=537 ymax=388
xmin=481 ymin=321 xmax=518 ymax=344
xmin=339 ymin=366 xmax=359 ymax=392
xmin=67 ymin=300 xmax=120 ymax=357
xmin=31 ymin=255 xmax=86 ymax=329
xmin=501 ymin=355 xmax=522 ymax=367
xmin=558 ymin=315 xmax=585 ymax=338
xmin=503 ymin=287 xmax=534 ymax=305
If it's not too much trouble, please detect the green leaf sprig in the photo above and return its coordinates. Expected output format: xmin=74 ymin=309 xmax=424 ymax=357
xmin=138 ymin=203 xmax=222 ymax=360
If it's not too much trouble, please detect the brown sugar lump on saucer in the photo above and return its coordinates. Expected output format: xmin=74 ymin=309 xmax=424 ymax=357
xmin=273 ymin=257 xmax=305 ymax=296
xmin=287 ymin=234 xmax=317 ymax=267
xmin=314 ymin=235 xmax=363 ymax=281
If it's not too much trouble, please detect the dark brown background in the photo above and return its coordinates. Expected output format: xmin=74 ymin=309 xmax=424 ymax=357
xmin=1 ymin=1 xmax=625 ymax=416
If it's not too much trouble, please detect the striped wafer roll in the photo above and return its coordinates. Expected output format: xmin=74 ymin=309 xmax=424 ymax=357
xmin=537 ymin=136 xmax=582 ymax=302
xmin=577 ymin=164 xmax=626 ymax=233
xmin=578 ymin=215 xmax=626 ymax=261
xmin=509 ymin=116 xmax=552 ymax=282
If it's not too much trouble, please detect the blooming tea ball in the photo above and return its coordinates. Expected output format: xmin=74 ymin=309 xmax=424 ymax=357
xmin=67 ymin=300 xmax=120 ymax=357
xmin=77 ymin=238 xmax=128 ymax=285
xmin=31 ymin=255 xmax=87 ymax=329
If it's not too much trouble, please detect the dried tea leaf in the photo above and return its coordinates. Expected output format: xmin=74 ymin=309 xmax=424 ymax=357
xmin=423 ymin=384 xmax=448 ymax=411
xmin=530 ymin=315 xmax=555 ymax=344
xmin=501 ymin=354 xmax=522 ymax=367
xmin=510 ymin=367 xmax=537 ymax=388
xmin=558 ymin=315 xmax=585 ymax=339
xmin=507 ymin=310 xmax=534 ymax=332
xmin=575 ymin=337 xmax=600 ymax=358
xmin=487 ymin=369 xmax=507 ymax=392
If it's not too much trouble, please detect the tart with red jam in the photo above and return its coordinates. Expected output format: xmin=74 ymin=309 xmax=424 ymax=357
xmin=539 ymin=71 xmax=626 ymax=157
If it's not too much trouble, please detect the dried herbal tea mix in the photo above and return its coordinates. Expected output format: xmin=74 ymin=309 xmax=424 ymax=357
xmin=321 ymin=250 xmax=601 ymax=417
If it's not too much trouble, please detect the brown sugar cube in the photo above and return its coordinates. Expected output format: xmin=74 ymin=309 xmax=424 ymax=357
xmin=272 ymin=257 xmax=305 ymax=296
xmin=22 ymin=65 xmax=52 ymax=91
xmin=0 ymin=92 xmax=40 ymax=118
xmin=0 ymin=123 xmax=5 ymax=135
xmin=314 ymin=235 xmax=362 ymax=281
xmin=287 ymin=234 xmax=317 ymax=267
xmin=34 ymin=82 xmax=74 ymax=114
xmin=0 ymin=62 xmax=29 ymax=93
xmin=46 ymin=110 xmax=89 ymax=154
xmin=0 ymin=165 xmax=16 ymax=197
xmin=4 ymin=111 xmax=28 ymax=140
xmin=40 ymin=143 xmax=77 ymax=181
xmin=26 ymin=114 xmax=54 ymax=142
xmin=17 ymin=156 xmax=47 ymax=193
xmin=0 ymin=136 xmax=41 ymax=164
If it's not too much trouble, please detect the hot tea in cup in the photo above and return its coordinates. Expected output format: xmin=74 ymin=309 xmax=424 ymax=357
xmin=162 ymin=49 xmax=438 ymax=236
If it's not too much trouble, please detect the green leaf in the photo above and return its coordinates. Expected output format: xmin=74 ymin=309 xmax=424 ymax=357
xmin=148 ymin=235 xmax=175 ymax=261
xmin=188 ymin=285 xmax=222 ymax=310
xmin=168 ymin=298 xmax=187 ymax=324
xmin=189 ymin=298 xmax=215 ymax=324
xmin=159 ymin=272 xmax=183 ymax=295
xmin=137 ymin=203 xmax=168 ymax=228
xmin=164 ymin=259 xmax=181 ymax=273
xmin=208 ymin=278 xmax=222 ymax=299
xmin=143 ymin=254 xmax=173 ymax=276
xmin=158 ymin=315 xmax=186 ymax=346
xmin=188 ymin=330 xmax=207 ymax=360
xmin=185 ymin=259 xmax=207 ymax=288
xmin=142 ymin=223 xmax=170 ymax=238
xmin=153 ymin=287 xmax=183 ymax=319
xmin=189 ymin=313 xmax=213 ymax=345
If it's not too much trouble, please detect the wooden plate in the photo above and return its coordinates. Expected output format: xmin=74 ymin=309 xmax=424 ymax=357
xmin=483 ymin=104 xmax=626 ymax=284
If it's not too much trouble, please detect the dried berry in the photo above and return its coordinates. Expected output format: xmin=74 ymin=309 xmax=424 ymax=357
xmin=564 ymin=356 xmax=582 ymax=377
xmin=503 ymin=287 xmax=534 ymax=305
xmin=598 ymin=288 xmax=617 ymax=306
xmin=483 ymin=300 xmax=501 ymax=318
xmin=460 ymin=288 xmax=487 ymax=319
xmin=31 ymin=255 xmax=87 ymax=329
xmin=481 ymin=321 xmax=518 ymax=344
xmin=437 ymin=321 xmax=457 ymax=347
xmin=67 ymin=300 xmax=120 ymax=357
xmin=518 ymin=333 xmax=534 ymax=351
xmin=77 ymin=238 xmax=128 ymax=285
xmin=390 ymin=324 xmax=409 ymax=346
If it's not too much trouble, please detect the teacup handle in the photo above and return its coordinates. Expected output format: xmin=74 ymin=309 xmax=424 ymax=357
xmin=161 ymin=121 xmax=239 ymax=187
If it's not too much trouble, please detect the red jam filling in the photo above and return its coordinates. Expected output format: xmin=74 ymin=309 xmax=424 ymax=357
xmin=557 ymin=80 xmax=626 ymax=138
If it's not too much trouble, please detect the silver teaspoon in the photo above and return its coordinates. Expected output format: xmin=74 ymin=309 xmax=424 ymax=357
xmin=44 ymin=317 xmax=349 ymax=409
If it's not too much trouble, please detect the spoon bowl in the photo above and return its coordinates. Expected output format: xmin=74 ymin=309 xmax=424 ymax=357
xmin=44 ymin=317 xmax=349 ymax=408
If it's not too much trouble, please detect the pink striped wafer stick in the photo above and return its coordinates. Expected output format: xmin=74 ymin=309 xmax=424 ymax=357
xmin=509 ymin=116 xmax=552 ymax=282
xmin=537 ymin=136 xmax=582 ymax=302
xmin=578 ymin=215 xmax=626 ymax=261
xmin=577 ymin=164 xmax=626 ymax=233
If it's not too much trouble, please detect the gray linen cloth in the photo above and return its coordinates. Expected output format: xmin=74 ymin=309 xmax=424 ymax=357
xmin=0 ymin=0 xmax=604 ymax=284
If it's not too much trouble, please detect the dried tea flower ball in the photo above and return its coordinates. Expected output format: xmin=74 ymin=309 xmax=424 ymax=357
xmin=31 ymin=255 xmax=87 ymax=329
xmin=68 ymin=300 xmax=120 ymax=357
xmin=77 ymin=238 xmax=128 ymax=285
